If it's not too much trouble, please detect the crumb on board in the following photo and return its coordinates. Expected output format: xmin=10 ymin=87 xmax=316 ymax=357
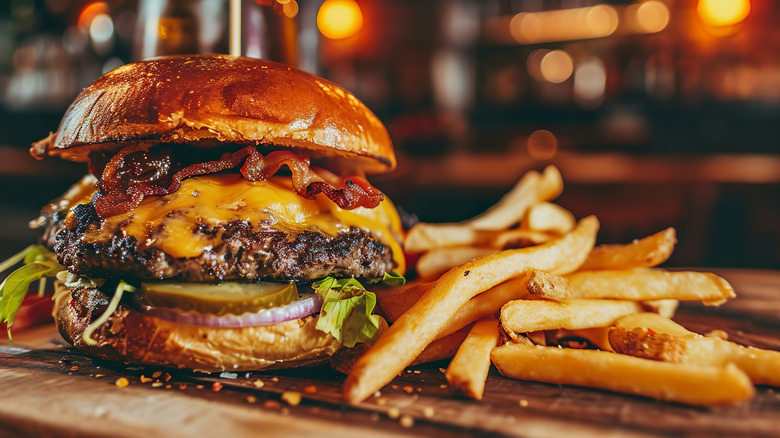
xmin=281 ymin=391 xmax=302 ymax=406
xmin=114 ymin=377 xmax=129 ymax=388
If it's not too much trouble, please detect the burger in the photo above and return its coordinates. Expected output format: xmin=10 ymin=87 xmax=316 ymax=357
xmin=6 ymin=54 xmax=406 ymax=371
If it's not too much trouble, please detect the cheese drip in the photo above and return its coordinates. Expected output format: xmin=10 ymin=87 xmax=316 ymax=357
xmin=77 ymin=174 xmax=405 ymax=274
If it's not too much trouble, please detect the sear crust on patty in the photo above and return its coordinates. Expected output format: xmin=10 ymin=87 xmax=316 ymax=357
xmin=51 ymin=211 xmax=396 ymax=282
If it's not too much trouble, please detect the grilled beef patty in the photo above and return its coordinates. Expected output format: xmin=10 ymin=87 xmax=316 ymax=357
xmin=47 ymin=204 xmax=396 ymax=282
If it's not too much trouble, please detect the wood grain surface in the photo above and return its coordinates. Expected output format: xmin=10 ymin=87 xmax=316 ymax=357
xmin=1 ymin=269 xmax=779 ymax=438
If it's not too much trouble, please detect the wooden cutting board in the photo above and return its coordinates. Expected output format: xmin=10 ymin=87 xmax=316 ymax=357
xmin=1 ymin=269 xmax=779 ymax=438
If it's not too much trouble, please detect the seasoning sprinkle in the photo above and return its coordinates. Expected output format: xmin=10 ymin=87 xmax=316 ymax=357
xmin=399 ymin=415 xmax=414 ymax=428
xmin=211 ymin=382 xmax=223 ymax=392
xmin=519 ymin=399 xmax=529 ymax=407
xmin=423 ymin=407 xmax=434 ymax=418
xmin=140 ymin=375 xmax=153 ymax=383
xmin=264 ymin=400 xmax=281 ymax=409
xmin=114 ymin=377 xmax=129 ymax=388
xmin=69 ymin=366 xmax=79 ymax=371
xmin=387 ymin=408 xmax=400 ymax=419
xmin=246 ymin=395 xmax=257 ymax=404
xmin=152 ymin=371 xmax=163 ymax=379
xmin=253 ymin=379 xmax=265 ymax=388
xmin=151 ymin=382 xmax=163 ymax=388
xmin=304 ymin=385 xmax=317 ymax=394
xmin=281 ymin=391 xmax=302 ymax=406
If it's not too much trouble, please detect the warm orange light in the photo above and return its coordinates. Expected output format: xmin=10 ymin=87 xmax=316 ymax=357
xmin=540 ymin=50 xmax=574 ymax=84
xmin=634 ymin=1 xmax=670 ymax=33
xmin=510 ymin=5 xmax=618 ymax=44
xmin=698 ymin=0 xmax=750 ymax=27
xmin=317 ymin=0 xmax=363 ymax=40
xmin=527 ymin=130 xmax=558 ymax=160
xmin=78 ymin=1 xmax=110 ymax=30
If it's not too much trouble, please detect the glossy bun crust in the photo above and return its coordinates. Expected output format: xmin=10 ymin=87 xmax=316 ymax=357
xmin=54 ymin=282 xmax=342 ymax=371
xmin=32 ymin=55 xmax=394 ymax=173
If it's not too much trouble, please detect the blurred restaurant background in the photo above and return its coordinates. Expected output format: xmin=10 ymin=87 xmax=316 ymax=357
xmin=1 ymin=0 xmax=778 ymax=269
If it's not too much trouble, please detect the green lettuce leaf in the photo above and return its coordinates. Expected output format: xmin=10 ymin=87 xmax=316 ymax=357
xmin=365 ymin=271 xmax=406 ymax=286
xmin=0 ymin=245 xmax=65 ymax=340
xmin=312 ymin=276 xmax=383 ymax=348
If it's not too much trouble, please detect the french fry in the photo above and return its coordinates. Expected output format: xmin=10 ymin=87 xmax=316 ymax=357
xmin=438 ymin=270 xmax=569 ymax=339
xmin=524 ymin=270 xmax=571 ymax=301
xmin=416 ymin=247 xmax=499 ymax=280
xmin=566 ymin=268 xmax=735 ymax=305
xmin=641 ymin=299 xmax=679 ymax=319
xmin=380 ymin=272 xmax=562 ymax=339
xmin=489 ymin=228 xmax=557 ymax=249
xmin=446 ymin=317 xmax=499 ymax=400
xmin=521 ymin=202 xmax=575 ymax=234
xmin=610 ymin=313 xmax=780 ymax=386
xmin=438 ymin=277 xmax=528 ymax=339
xmin=613 ymin=312 xmax=693 ymax=337
xmin=500 ymin=298 xmax=642 ymax=334
xmin=491 ymin=343 xmax=755 ymax=406
xmin=404 ymin=166 xmax=563 ymax=252
xmin=468 ymin=165 xmax=564 ymax=230
xmin=564 ymin=327 xmax=613 ymax=351
xmin=330 ymin=325 xmax=471 ymax=375
xmin=578 ymin=227 xmax=676 ymax=271
xmin=413 ymin=325 xmax=472 ymax=366
xmin=343 ymin=216 xmax=599 ymax=403
xmin=376 ymin=280 xmax=437 ymax=323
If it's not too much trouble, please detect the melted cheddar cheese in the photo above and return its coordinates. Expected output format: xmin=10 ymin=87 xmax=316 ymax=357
xmin=75 ymin=174 xmax=405 ymax=274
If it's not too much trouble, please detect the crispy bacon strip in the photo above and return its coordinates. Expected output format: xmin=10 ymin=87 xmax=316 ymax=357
xmin=93 ymin=146 xmax=384 ymax=218
xmin=241 ymin=151 xmax=384 ymax=209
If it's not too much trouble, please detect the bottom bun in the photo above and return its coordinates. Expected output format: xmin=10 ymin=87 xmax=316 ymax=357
xmin=53 ymin=281 xmax=342 ymax=371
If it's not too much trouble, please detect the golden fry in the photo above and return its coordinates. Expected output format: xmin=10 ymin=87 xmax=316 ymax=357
xmin=578 ymin=227 xmax=676 ymax=271
xmin=413 ymin=325 xmax=472 ymax=366
xmin=524 ymin=270 xmax=571 ymax=301
xmin=489 ymin=228 xmax=557 ymax=249
xmin=491 ymin=343 xmax=754 ymax=406
xmin=404 ymin=166 xmax=563 ymax=252
xmin=500 ymin=298 xmax=642 ymax=334
xmin=343 ymin=216 xmax=599 ymax=403
xmin=566 ymin=268 xmax=735 ymax=305
xmin=522 ymin=202 xmax=575 ymax=234
xmin=330 ymin=325 xmax=471 ymax=375
xmin=611 ymin=313 xmax=780 ymax=386
xmin=376 ymin=280 xmax=436 ymax=323
xmin=416 ymin=247 xmax=499 ymax=280
xmin=438 ymin=277 xmax=528 ymax=339
xmin=445 ymin=317 xmax=500 ymax=400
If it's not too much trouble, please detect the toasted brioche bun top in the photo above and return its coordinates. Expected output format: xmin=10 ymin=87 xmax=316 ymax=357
xmin=31 ymin=55 xmax=395 ymax=174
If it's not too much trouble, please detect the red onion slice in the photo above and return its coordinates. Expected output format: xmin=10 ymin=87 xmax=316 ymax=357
xmin=136 ymin=294 xmax=323 ymax=328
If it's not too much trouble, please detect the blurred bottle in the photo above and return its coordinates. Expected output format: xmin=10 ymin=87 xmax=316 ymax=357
xmin=244 ymin=0 xmax=299 ymax=67
xmin=133 ymin=0 xmax=299 ymax=68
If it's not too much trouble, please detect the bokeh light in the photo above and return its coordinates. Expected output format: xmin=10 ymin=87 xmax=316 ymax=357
xmin=698 ymin=0 xmax=750 ymax=27
xmin=527 ymin=130 xmax=558 ymax=160
xmin=540 ymin=50 xmax=574 ymax=84
xmin=89 ymin=14 xmax=114 ymax=45
xmin=574 ymin=56 xmax=607 ymax=108
xmin=317 ymin=0 xmax=363 ymax=40
xmin=77 ymin=2 xmax=109 ymax=30
xmin=510 ymin=5 xmax=618 ymax=44
xmin=633 ymin=1 xmax=670 ymax=33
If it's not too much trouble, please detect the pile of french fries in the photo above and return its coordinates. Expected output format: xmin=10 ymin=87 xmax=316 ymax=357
xmin=342 ymin=165 xmax=780 ymax=406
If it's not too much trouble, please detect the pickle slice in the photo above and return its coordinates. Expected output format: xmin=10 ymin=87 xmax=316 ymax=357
xmin=138 ymin=281 xmax=299 ymax=316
